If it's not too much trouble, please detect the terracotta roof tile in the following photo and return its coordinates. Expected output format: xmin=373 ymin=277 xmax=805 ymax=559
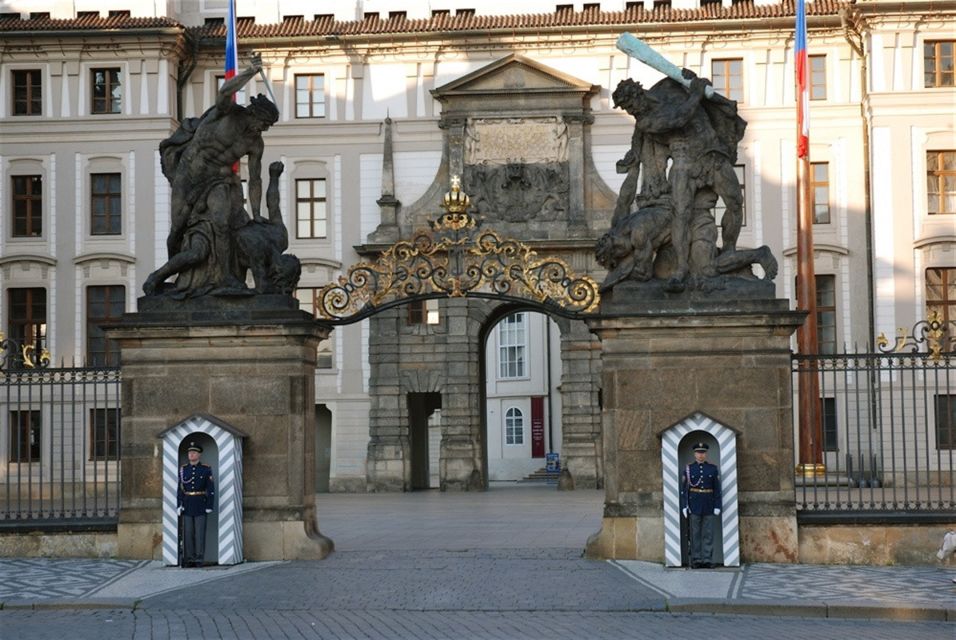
xmin=0 ymin=14 xmax=179 ymax=32
xmin=0 ymin=2 xmax=847 ymax=36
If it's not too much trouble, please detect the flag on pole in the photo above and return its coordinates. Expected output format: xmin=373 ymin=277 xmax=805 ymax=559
xmin=795 ymin=0 xmax=809 ymax=159
xmin=225 ymin=0 xmax=238 ymax=83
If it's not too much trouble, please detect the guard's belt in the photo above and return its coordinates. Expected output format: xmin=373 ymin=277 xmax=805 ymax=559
xmin=183 ymin=491 xmax=205 ymax=496
xmin=689 ymin=488 xmax=713 ymax=493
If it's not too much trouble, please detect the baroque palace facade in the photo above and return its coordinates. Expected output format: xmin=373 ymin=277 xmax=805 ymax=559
xmin=0 ymin=0 xmax=953 ymax=492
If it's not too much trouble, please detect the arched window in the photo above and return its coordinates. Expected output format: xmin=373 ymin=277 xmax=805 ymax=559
xmin=505 ymin=407 xmax=524 ymax=445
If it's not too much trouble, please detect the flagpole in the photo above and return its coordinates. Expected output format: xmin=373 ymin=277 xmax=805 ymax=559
xmin=795 ymin=0 xmax=824 ymax=478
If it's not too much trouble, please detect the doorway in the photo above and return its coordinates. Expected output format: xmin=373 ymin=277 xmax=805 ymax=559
xmin=408 ymin=392 xmax=442 ymax=490
xmin=315 ymin=404 xmax=332 ymax=493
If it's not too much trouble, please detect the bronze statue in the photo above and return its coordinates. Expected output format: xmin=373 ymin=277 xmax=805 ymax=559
xmin=144 ymin=56 xmax=300 ymax=299
xmin=598 ymin=57 xmax=777 ymax=295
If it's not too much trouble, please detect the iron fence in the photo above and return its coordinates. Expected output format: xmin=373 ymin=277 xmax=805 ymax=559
xmin=792 ymin=317 xmax=956 ymax=520
xmin=0 ymin=336 xmax=121 ymax=527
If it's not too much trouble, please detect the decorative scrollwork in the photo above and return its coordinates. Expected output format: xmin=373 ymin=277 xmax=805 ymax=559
xmin=876 ymin=310 xmax=955 ymax=363
xmin=317 ymin=176 xmax=600 ymax=322
xmin=0 ymin=331 xmax=51 ymax=369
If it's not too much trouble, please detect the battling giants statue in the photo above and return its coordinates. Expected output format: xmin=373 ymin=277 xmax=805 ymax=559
xmin=596 ymin=35 xmax=777 ymax=295
xmin=144 ymin=55 xmax=300 ymax=299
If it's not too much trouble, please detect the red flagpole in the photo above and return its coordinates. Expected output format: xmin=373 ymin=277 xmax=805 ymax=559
xmin=795 ymin=0 xmax=824 ymax=477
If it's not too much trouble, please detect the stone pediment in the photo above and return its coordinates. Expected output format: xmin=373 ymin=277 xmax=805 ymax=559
xmin=432 ymin=54 xmax=597 ymax=96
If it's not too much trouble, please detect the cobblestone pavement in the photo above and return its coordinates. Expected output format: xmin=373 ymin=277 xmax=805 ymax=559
xmin=1 ymin=486 xmax=954 ymax=638
xmin=3 ymin=608 xmax=951 ymax=639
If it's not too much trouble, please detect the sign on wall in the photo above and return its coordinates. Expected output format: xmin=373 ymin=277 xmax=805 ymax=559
xmin=531 ymin=396 xmax=545 ymax=458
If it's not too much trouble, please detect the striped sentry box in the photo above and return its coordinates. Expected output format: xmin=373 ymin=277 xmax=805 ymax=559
xmin=660 ymin=412 xmax=740 ymax=568
xmin=160 ymin=414 xmax=247 ymax=566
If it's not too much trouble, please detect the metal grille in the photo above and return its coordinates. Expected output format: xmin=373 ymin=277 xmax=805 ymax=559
xmin=792 ymin=348 xmax=955 ymax=518
xmin=0 ymin=340 xmax=121 ymax=527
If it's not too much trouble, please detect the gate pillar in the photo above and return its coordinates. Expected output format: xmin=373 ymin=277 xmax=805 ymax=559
xmin=584 ymin=297 xmax=804 ymax=563
xmin=108 ymin=303 xmax=334 ymax=561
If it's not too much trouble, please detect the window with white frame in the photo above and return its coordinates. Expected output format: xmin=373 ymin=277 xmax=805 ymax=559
xmin=505 ymin=407 xmax=524 ymax=445
xmin=295 ymin=74 xmax=326 ymax=118
xmin=497 ymin=312 xmax=527 ymax=379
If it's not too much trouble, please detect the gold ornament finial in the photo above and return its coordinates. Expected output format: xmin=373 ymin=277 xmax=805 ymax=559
xmin=442 ymin=175 xmax=470 ymax=214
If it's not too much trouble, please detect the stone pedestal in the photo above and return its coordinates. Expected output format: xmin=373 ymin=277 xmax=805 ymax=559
xmin=584 ymin=295 xmax=805 ymax=563
xmin=107 ymin=300 xmax=333 ymax=561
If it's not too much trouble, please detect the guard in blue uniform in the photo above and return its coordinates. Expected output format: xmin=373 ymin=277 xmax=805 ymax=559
xmin=680 ymin=442 xmax=721 ymax=568
xmin=177 ymin=442 xmax=215 ymax=567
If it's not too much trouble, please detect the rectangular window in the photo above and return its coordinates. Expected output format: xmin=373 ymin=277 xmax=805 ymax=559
xmin=295 ymin=74 xmax=325 ymax=118
xmin=498 ymin=313 xmax=527 ymax=379
xmin=216 ymin=75 xmax=248 ymax=106
xmin=91 ymin=67 xmax=122 ymax=114
xmin=406 ymin=300 xmax=440 ymax=325
xmin=12 ymin=69 xmax=41 ymax=115
xmin=9 ymin=410 xmax=41 ymax=462
xmin=810 ymin=55 xmax=826 ymax=100
xmin=91 ymin=173 xmax=122 ymax=235
xmin=927 ymin=150 xmax=956 ymax=215
xmin=713 ymin=164 xmax=746 ymax=229
xmin=926 ymin=267 xmax=956 ymax=330
xmin=90 ymin=408 xmax=120 ymax=459
xmin=811 ymin=162 xmax=830 ymax=224
xmin=295 ymin=178 xmax=327 ymax=238
xmin=711 ymin=58 xmax=743 ymax=102
xmin=816 ymin=275 xmax=837 ymax=355
xmin=86 ymin=285 xmax=125 ymax=366
xmin=7 ymin=287 xmax=46 ymax=353
xmin=937 ymin=395 xmax=956 ymax=450
xmin=294 ymin=287 xmax=333 ymax=368
xmin=821 ymin=397 xmax=838 ymax=452
xmin=924 ymin=40 xmax=955 ymax=88
xmin=12 ymin=175 xmax=42 ymax=237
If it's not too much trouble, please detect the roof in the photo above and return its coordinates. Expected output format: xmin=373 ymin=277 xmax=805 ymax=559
xmin=0 ymin=14 xmax=180 ymax=32
xmin=0 ymin=1 xmax=848 ymax=37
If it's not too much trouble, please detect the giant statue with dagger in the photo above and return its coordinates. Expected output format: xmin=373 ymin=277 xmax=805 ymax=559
xmin=597 ymin=34 xmax=777 ymax=295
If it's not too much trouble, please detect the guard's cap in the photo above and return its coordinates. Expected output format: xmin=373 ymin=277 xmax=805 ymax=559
xmin=692 ymin=442 xmax=709 ymax=452
xmin=187 ymin=442 xmax=203 ymax=453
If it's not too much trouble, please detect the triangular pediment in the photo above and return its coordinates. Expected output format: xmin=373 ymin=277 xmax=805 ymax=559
xmin=433 ymin=54 xmax=598 ymax=96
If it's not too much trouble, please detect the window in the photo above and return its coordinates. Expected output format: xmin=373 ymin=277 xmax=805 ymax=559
xmin=86 ymin=285 xmax=125 ymax=366
xmin=12 ymin=175 xmax=42 ymax=237
xmin=7 ymin=288 xmax=46 ymax=352
xmin=583 ymin=3 xmax=601 ymax=10
xmin=713 ymin=164 xmax=746 ymax=229
xmin=9 ymin=410 xmax=40 ymax=462
xmin=296 ymin=178 xmax=327 ymax=238
xmin=556 ymin=4 xmax=573 ymax=11
xmin=294 ymin=288 xmax=333 ymax=368
xmin=294 ymin=74 xmax=325 ymax=119
xmin=498 ymin=313 xmax=527 ymax=379
xmin=927 ymin=151 xmax=955 ymax=215
xmin=505 ymin=407 xmax=524 ymax=445
xmin=821 ymin=397 xmax=838 ymax=452
xmin=364 ymin=12 xmax=380 ymax=20
xmin=937 ymin=395 xmax=956 ymax=450
xmin=91 ymin=67 xmax=121 ymax=114
xmin=90 ymin=408 xmax=120 ymax=459
xmin=810 ymin=55 xmax=826 ymax=100
xmin=711 ymin=58 xmax=743 ymax=102
xmin=926 ymin=267 xmax=956 ymax=328
xmin=216 ymin=75 xmax=247 ymax=106
xmin=12 ymin=69 xmax=41 ymax=115
xmin=388 ymin=11 xmax=407 ymax=20
xmin=456 ymin=9 xmax=475 ymax=17
xmin=431 ymin=10 xmax=450 ymax=17
xmin=816 ymin=275 xmax=837 ymax=355
xmin=811 ymin=162 xmax=830 ymax=224
xmin=406 ymin=299 xmax=440 ymax=325
xmin=107 ymin=10 xmax=130 ymax=18
xmin=91 ymin=173 xmax=122 ymax=235
xmin=924 ymin=41 xmax=954 ymax=88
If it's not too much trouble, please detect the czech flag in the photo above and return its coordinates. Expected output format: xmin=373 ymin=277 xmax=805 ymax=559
xmin=225 ymin=0 xmax=238 ymax=83
xmin=795 ymin=0 xmax=809 ymax=159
